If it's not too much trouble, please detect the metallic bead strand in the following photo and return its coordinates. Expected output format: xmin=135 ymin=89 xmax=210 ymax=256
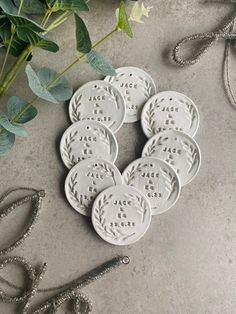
xmin=29 ymin=256 xmax=130 ymax=314
xmin=0 ymin=188 xmax=45 ymax=256
xmin=0 ymin=188 xmax=130 ymax=313
xmin=172 ymin=10 xmax=236 ymax=109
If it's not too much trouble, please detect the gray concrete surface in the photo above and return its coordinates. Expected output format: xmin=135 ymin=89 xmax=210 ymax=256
xmin=0 ymin=1 xmax=236 ymax=313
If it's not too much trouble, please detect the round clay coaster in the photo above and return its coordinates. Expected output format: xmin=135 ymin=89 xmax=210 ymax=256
xmin=122 ymin=157 xmax=181 ymax=215
xmin=60 ymin=121 xmax=118 ymax=169
xmin=141 ymin=91 xmax=200 ymax=138
xmin=65 ymin=158 xmax=123 ymax=216
xmin=69 ymin=80 xmax=126 ymax=133
xmin=91 ymin=185 xmax=151 ymax=246
xmin=142 ymin=130 xmax=201 ymax=186
xmin=105 ymin=66 xmax=156 ymax=123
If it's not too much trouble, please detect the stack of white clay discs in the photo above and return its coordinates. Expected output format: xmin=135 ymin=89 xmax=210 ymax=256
xmin=60 ymin=66 xmax=201 ymax=246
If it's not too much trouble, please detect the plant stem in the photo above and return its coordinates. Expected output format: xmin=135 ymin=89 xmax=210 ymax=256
xmin=17 ymin=0 xmax=24 ymax=15
xmin=2 ymin=28 xmax=118 ymax=131
xmin=93 ymin=29 xmax=117 ymax=49
xmin=42 ymin=10 xmax=53 ymax=28
xmin=12 ymin=96 xmax=38 ymax=124
xmin=0 ymin=45 xmax=33 ymax=97
xmin=0 ymin=0 xmax=26 ymax=81
xmin=47 ymin=28 xmax=117 ymax=89
xmin=46 ymin=12 xmax=72 ymax=32
xmin=0 ymin=28 xmax=15 ymax=81
xmin=0 ymin=12 xmax=71 ymax=99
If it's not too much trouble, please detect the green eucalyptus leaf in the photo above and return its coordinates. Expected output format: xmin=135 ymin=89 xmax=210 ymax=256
xmin=0 ymin=19 xmax=31 ymax=57
xmin=17 ymin=27 xmax=59 ymax=52
xmin=25 ymin=64 xmax=58 ymax=103
xmin=117 ymin=1 xmax=133 ymax=38
xmin=7 ymin=96 xmax=37 ymax=123
xmin=9 ymin=34 xmax=28 ymax=57
xmin=13 ymin=0 xmax=46 ymax=14
xmin=6 ymin=13 xmax=46 ymax=33
xmin=0 ymin=129 xmax=15 ymax=156
xmin=74 ymin=13 xmax=91 ymax=54
xmin=48 ymin=0 xmax=89 ymax=12
xmin=0 ymin=18 xmax=11 ymax=41
xmin=25 ymin=65 xmax=73 ymax=104
xmin=0 ymin=17 xmax=29 ymax=57
xmin=0 ymin=0 xmax=18 ymax=14
xmin=87 ymin=50 xmax=116 ymax=76
xmin=0 ymin=111 xmax=27 ymax=136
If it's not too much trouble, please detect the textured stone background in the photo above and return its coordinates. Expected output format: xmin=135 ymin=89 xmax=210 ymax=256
xmin=0 ymin=1 xmax=236 ymax=313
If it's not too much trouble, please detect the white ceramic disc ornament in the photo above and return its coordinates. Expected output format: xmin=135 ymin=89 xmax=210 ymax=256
xmin=105 ymin=67 xmax=156 ymax=123
xmin=60 ymin=121 xmax=118 ymax=169
xmin=141 ymin=91 xmax=200 ymax=138
xmin=142 ymin=130 xmax=201 ymax=186
xmin=91 ymin=185 xmax=151 ymax=246
xmin=65 ymin=158 xmax=123 ymax=216
xmin=122 ymin=157 xmax=181 ymax=215
xmin=69 ymin=80 xmax=126 ymax=133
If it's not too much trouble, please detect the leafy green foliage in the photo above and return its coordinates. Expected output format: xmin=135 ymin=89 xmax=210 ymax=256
xmin=7 ymin=96 xmax=37 ymax=123
xmin=6 ymin=13 xmax=46 ymax=33
xmin=74 ymin=13 xmax=91 ymax=54
xmin=0 ymin=129 xmax=15 ymax=156
xmin=0 ymin=0 xmax=18 ymax=14
xmin=25 ymin=65 xmax=73 ymax=104
xmin=13 ymin=0 xmax=46 ymax=15
xmin=0 ymin=111 xmax=27 ymax=136
xmin=48 ymin=0 xmax=89 ymax=12
xmin=0 ymin=11 xmax=59 ymax=56
xmin=17 ymin=27 xmax=59 ymax=52
xmin=0 ymin=18 xmax=12 ymax=43
xmin=0 ymin=17 xmax=28 ymax=56
xmin=117 ymin=1 xmax=133 ymax=38
xmin=0 ymin=0 xmax=135 ymax=157
xmin=87 ymin=50 xmax=116 ymax=76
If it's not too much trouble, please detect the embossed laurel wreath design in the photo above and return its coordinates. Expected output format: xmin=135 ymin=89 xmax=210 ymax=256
xmin=144 ymin=136 xmax=169 ymax=156
xmin=123 ymin=162 xmax=149 ymax=185
xmin=68 ymin=173 xmax=89 ymax=213
xmin=62 ymin=131 xmax=78 ymax=168
xmin=92 ymin=127 xmax=111 ymax=154
xmin=181 ymin=140 xmax=198 ymax=173
xmin=106 ymin=72 xmax=125 ymax=84
xmin=138 ymin=75 xmax=153 ymax=99
xmin=71 ymin=94 xmax=82 ymax=122
xmin=125 ymin=193 xmax=148 ymax=223
xmin=93 ymin=194 xmax=135 ymax=242
xmin=90 ymin=162 xmax=115 ymax=182
xmin=144 ymin=98 xmax=165 ymax=135
xmin=97 ymin=85 xmax=120 ymax=110
xmin=160 ymin=168 xmax=178 ymax=200
xmin=178 ymin=98 xmax=197 ymax=128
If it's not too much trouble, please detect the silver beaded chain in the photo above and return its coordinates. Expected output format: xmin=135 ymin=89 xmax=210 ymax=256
xmin=0 ymin=188 xmax=130 ymax=314
xmin=172 ymin=9 xmax=236 ymax=109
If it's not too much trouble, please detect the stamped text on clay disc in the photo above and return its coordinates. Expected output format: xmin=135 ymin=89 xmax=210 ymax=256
xmin=91 ymin=185 xmax=151 ymax=246
xmin=69 ymin=80 xmax=126 ymax=133
xmin=142 ymin=130 xmax=201 ymax=186
xmin=65 ymin=158 xmax=123 ymax=216
xmin=60 ymin=121 xmax=118 ymax=169
xmin=141 ymin=91 xmax=199 ymax=138
xmin=105 ymin=67 xmax=156 ymax=123
xmin=122 ymin=157 xmax=181 ymax=215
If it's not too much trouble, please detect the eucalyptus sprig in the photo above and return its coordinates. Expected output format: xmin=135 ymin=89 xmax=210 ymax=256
xmin=0 ymin=0 xmax=151 ymax=156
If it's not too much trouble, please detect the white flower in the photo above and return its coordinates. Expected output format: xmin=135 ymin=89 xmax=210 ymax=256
xmin=129 ymin=2 xmax=153 ymax=24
